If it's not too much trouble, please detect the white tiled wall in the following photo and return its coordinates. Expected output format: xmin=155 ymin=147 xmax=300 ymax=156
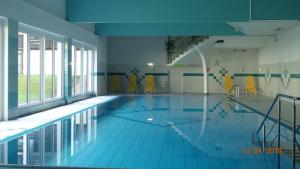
xmin=107 ymin=48 xmax=259 ymax=94
xmin=107 ymin=28 xmax=300 ymax=96
xmin=258 ymin=25 xmax=300 ymax=97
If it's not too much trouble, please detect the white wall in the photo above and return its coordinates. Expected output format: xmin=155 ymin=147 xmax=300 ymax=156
xmin=23 ymin=0 xmax=96 ymax=33
xmin=0 ymin=0 xmax=98 ymax=46
xmin=108 ymin=36 xmax=166 ymax=66
xmin=0 ymin=19 xmax=3 ymax=120
xmin=258 ymin=25 xmax=300 ymax=97
xmin=24 ymin=0 xmax=66 ymax=19
xmin=97 ymin=36 xmax=108 ymax=95
xmin=108 ymin=37 xmax=259 ymax=94
xmin=74 ymin=23 xmax=95 ymax=34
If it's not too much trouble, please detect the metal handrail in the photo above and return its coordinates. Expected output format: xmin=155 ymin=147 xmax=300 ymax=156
xmin=256 ymin=94 xmax=300 ymax=135
xmin=255 ymin=93 xmax=299 ymax=169
xmin=165 ymin=36 xmax=208 ymax=64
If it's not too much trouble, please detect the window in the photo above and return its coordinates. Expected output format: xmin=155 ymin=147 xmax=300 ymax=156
xmin=71 ymin=41 xmax=95 ymax=96
xmin=87 ymin=50 xmax=93 ymax=92
xmin=18 ymin=32 xmax=28 ymax=104
xmin=45 ymin=39 xmax=63 ymax=100
xmin=18 ymin=24 xmax=64 ymax=106
xmin=0 ymin=18 xmax=3 ymax=120
xmin=29 ymin=35 xmax=41 ymax=103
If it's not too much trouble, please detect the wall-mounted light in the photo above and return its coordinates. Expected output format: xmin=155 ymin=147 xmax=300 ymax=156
xmin=148 ymin=63 xmax=154 ymax=66
xmin=148 ymin=63 xmax=154 ymax=72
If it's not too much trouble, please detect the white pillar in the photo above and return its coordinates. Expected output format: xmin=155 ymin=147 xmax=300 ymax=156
xmin=196 ymin=49 xmax=208 ymax=94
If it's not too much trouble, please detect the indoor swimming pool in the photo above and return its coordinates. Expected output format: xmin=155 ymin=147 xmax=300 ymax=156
xmin=0 ymin=95 xmax=298 ymax=169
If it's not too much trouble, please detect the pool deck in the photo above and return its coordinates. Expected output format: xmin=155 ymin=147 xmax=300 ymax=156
xmin=231 ymin=94 xmax=300 ymax=128
xmin=0 ymin=96 xmax=118 ymax=143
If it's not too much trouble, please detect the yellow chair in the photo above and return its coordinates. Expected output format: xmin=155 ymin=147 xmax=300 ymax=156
xmin=224 ymin=75 xmax=234 ymax=95
xmin=246 ymin=76 xmax=257 ymax=95
xmin=109 ymin=75 xmax=121 ymax=93
xmin=128 ymin=74 xmax=137 ymax=93
xmin=144 ymin=75 xmax=155 ymax=93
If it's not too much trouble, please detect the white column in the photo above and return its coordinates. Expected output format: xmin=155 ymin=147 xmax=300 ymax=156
xmin=0 ymin=18 xmax=4 ymax=121
xmin=196 ymin=49 xmax=208 ymax=94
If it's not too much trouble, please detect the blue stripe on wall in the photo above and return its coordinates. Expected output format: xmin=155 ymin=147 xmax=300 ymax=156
xmin=145 ymin=73 xmax=168 ymax=76
xmin=291 ymin=74 xmax=300 ymax=78
xmin=95 ymin=72 xmax=105 ymax=76
xmin=183 ymin=73 xmax=204 ymax=77
xmin=233 ymin=73 xmax=264 ymax=77
xmin=271 ymin=74 xmax=281 ymax=78
xmin=107 ymin=72 xmax=127 ymax=76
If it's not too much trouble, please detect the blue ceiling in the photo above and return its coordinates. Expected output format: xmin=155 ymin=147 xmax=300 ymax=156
xmin=66 ymin=0 xmax=300 ymax=36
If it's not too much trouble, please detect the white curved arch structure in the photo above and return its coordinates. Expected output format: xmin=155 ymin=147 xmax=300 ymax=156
xmin=196 ymin=48 xmax=208 ymax=94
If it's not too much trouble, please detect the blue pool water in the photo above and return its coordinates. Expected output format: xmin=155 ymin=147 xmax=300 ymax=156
xmin=0 ymin=95 xmax=297 ymax=169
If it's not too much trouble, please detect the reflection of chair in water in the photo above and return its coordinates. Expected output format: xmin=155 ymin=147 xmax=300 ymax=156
xmin=246 ymin=76 xmax=257 ymax=95
xmin=127 ymin=74 xmax=137 ymax=93
xmin=109 ymin=75 xmax=121 ymax=93
xmin=223 ymin=75 xmax=234 ymax=95
xmin=144 ymin=75 xmax=155 ymax=93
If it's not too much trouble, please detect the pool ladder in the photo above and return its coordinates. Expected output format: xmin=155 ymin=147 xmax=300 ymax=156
xmin=256 ymin=94 xmax=300 ymax=169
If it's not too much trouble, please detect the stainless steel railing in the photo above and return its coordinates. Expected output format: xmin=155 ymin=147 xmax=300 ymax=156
xmin=256 ymin=94 xmax=300 ymax=169
xmin=165 ymin=36 xmax=208 ymax=64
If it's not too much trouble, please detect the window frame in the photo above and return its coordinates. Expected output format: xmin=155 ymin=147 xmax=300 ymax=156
xmin=18 ymin=23 xmax=65 ymax=108
xmin=0 ymin=17 xmax=4 ymax=120
xmin=44 ymin=38 xmax=64 ymax=101
xmin=71 ymin=40 xmax=96 ymax=97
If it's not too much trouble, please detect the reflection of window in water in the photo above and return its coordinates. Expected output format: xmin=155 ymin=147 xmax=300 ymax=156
xmin=28 ymin=131 xmax=42 ymax=165
xmin=0 ymin=107 xmax=98 ymax=166
xmin=0 ymin=143 xmax=6 ymax=163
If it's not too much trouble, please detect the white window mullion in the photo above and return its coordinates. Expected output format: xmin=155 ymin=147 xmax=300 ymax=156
xmin=92 ymin=49 xmax=95 ymax=93
xmin=0 ymin=19 xmax=3 ymax=120
xmin=27 ymin=35 xmax=30 ymax=104
xmin=86 ymin=49 xmax=88 ymax=93
xmin=87 ymin=51 xmax=90 ymax=92
xmin=52 ymin=41 xmax=55 ymax=98
xmin=73 ymin=46 xmax=76 ymax=95
xmin=41 ymin=37 xmax=45 ymax=103
xmin=61 ymin=41 xmax=64 ymax=98
xmin=80 ymin=47 xmax=83 ymax=95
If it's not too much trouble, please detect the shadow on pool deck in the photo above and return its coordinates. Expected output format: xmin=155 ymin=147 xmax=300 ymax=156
xmin=230 ymin=94 xmax=300 ymax=128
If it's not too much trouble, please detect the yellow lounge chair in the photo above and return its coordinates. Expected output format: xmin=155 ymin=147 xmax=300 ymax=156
xmin=144 ymin=75 xmax=155 ymax=93
xmin=109 ymin=75 xmax=121 ymax=93
xmin=224 ymin=75 xmax=234 ymax=95
xmin=246 ymin=76 xmax=257 ymax=95
xmin=128 ymin=74 xmax=137 ymax=93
